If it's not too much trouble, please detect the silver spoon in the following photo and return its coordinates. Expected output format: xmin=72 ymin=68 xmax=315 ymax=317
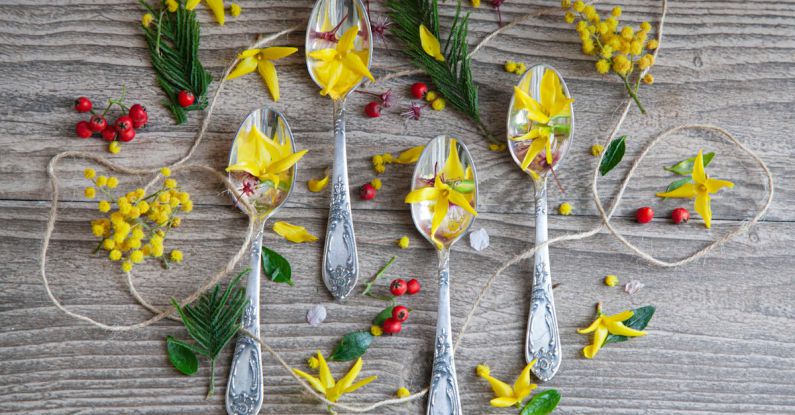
xmin=305 ymin=0 xmax=372 ymax=302
xmin=409 ymin=136 xmax=478 ymax=415
xmin=225 ymin=108 xmax=299 ymax=415
xmin=507 ymin=64 xmax=574 ymax=382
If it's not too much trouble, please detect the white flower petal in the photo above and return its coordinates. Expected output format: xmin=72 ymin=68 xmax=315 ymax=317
xmin=306 ymin=304 xmax=327 ymax=326
xmin=469 ymin=228 xmax=490 ymax=252
xmin=624 ymin=280 xmax=644 ymax=295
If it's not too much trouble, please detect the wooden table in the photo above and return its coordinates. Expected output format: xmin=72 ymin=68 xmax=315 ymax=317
xmin=2 ymin=1 xmax=793 ymax=414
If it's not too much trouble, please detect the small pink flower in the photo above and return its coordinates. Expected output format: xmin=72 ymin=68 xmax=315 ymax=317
xmin=402 ymin=102 xmax=423 ymax=120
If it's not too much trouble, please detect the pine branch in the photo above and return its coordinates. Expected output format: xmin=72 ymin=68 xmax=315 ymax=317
xmin=140 ymin=0 xmax=212 ymax=124
xmin=387 ymin=0 xmax=492 ymax=141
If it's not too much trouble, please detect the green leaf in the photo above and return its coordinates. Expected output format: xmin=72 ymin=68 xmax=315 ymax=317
xmin=599 ymin=136 xmax=626 ymax=176
xmin=166 ymin=336 xmax=199 ymax=375
xmin=665 ymin=177 xmax=692 ymax=193
xmin=520 ymin=389 xmax=561 ymax=415
xmin=664 ymin=152 xmax=715 ymax=176
xmin=261 ymin=247 xmax=293 ymax=286
xmin=329 ymin=331 xmax=373 ymax=362
xmin=604 ymin=305 xmax=656 ymax=345
xmin=372 ymin=306 xmax=395 ymax=326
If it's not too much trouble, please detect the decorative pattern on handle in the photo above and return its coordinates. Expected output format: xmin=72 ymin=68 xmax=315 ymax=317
xmin=427 ymin=253 xmax=462 ymax=415
xmin=322 ymin=103 xmax=359 ymax=302
xmin=526 ymin=183 xmax=562 ymax=382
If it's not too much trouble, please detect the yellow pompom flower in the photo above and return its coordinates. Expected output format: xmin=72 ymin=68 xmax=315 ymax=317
xmin=396 ymin=387 xmax=410 ymax=398
xmin=514 ymin=63 xmax=527 ymax=75
xmin=160 ymin=167 xmax=171 ymax=177
xmin=431 ymin=97 xmax=446 ymax=111
xmin=142 ymin=13 xmax=154 ymax=27
xmin=121 ymin=261 xmax=133 ymax=273
xmin=91 ymin=224 xmax=105 ymax=237
xmin=102 ymin=239 xmax=115 ymax=250
xmin=85 ymin=187 xmax=96 ymax=199
xmin=170 ymin=250 xmax=183 ymax=263
xmin=591 ymin=144 xmax=604 ymax=156
xmin=504 ymin=61 xmax=517 ymax=73
xmin=611 ymin=6 xmax=622 ymax=17
xmin=647 ymin=39 xmax=659 ymax=50
xmin=164 ymin=178 xmax=177 ymax=189
xmin=108 ymin=141 xmax=121 ymax=154
xmin=488 ymin=143 xmax=507 ymax=152
xmin=229 ymin=3 xmax=241 ymax=17
xmin=559 ymin=202 xmax=573 ymax=216
xmin=604 ymin=274 xmax=619 ymax=286
xmin=370 ymin=325 xmax=383 ymax=336
xmin=109 ymin=249 xmax=122 ymax=261
xmin=98 ymin=200 xmax=111 ymax=212
xmin=640 ymin=21 xmax=652 ymax=32
xmin=561 ymin=0 xmax=571 ymax=9
xmin=572 ymin=0 xmax=585 ymax=12
xmin=612 ymin=55 xmax=631 ymax=75
xmin=643 ymin=74 xmax=654 ymax=85
xmin=84 ymin=168 xmax=96 ymax=179
xmin=96 ymin=176 xmax=108 ymax=187
xmin=582 ymin=39 xmax=595 ymax=55
xmin=181 ymin=200 xmax=193 ymax=212
xmin=398 ymin=236 xmax=410 ymax=249
xmin=630 ymin=40 xmax=643 ymax=56
xmin=564 ymin=12 xmax=575 ymax=23
xmin=370 ymin=178 xmax=382 ymax=190
xmin=620 ymin=26 xmax=634 ymax=41
xmin=165 ymin=0 xmax=178 ymax=12
xmin=425 ymin=91 xmax=438 ymax=102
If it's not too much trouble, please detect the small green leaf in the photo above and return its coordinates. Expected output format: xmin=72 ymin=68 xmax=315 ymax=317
xmin=329 ymin=331 xmax=373 ymax=362
xmin=664 ymin=152 xmax=715 ymax=176
xmin=520 ymin=389 xmax=561 ymax=415
xmin=372 ymin=306 xmax=395 ymax=326
xmin=166 ymin=336 xmax=199 ymax=375
xmin=261 ymin=247 xmax=293 ymax=286
xmin=599 ymin=136 xmax=626 ymax=176
xmin=450 ymin=179 xmax=475 ymax=193
xmin=604 ymin=305 xmax=656 ymax=345
xmin=665 ymin=177 xmax=692 ymax=193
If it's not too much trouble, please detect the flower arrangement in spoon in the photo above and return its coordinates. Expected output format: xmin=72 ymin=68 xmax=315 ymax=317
xmin=305 ymin=0 xmax=373 ymax=302
xmin=506 ymin=65 xmax=574 ymax=382
xmin=224 ymin=108 xmax=305 ymax=414
xmin=405 ymin=136 xmax=477 ymax=415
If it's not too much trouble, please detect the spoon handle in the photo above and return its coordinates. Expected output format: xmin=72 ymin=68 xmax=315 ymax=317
xmin=226 ymin=223 xmax=264 ymax=415
xmin=322 ymin=99 xmax=359 ymax=302
xmin=427 ymin=250 xmax=462 ymax=415
xmin=525 ymin=180 xmax=561 ymax=382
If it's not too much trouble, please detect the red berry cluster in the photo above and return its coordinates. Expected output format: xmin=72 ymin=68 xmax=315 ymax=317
xmin=635 ymin=206 xmax=691 ymax=224
xmin=72 ymin=93 xmax=148 ymax=148
xmin=381 ymin=278 xmax=421 ymax=335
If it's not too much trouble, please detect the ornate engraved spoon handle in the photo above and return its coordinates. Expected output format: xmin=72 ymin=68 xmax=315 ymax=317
xmin=226 ymin=222 xmax=264 ymax=415
xmin=322 ymin=99 xmax=359 ymax=302
xmin=525 ymin=179 xmax=562 ymax=382
xmin=427 ymin=250 xmax=462 ymax=415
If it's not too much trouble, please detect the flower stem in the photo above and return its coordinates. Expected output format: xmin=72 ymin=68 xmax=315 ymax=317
xmin=205 ymin=358 xmax=216 ymax=399
xmin=361 ymin=256 xmax=396 ymax=296
xmin=620 ymin=75 xmax=646 ymax=114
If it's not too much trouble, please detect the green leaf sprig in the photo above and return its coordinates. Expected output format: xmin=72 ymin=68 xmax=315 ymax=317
xmin=167 ymin=270 xmax=249 ymax=398
xmin=520 ymin=389 xmax=561 ymax=415
xmin=139 ymin=0 xmax=212 ymax=124
xmin=261 ymin=246 xmax=293 ymax=286
xmin=386 ymin=0 xmax=494 ymax=142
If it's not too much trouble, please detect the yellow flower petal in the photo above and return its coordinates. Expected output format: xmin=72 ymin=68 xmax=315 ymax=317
xmin=490 ymin=396 xmax=521 ymax=407
xmin=404 ymin=187 xmax=440 ymax=203
xmin=511 ymin=127 xmax=541 ymax=142
xmin=656 ymin=183 xmax=697 ymax=199
xmin=308 ymin=49 xmax=338 ymax=62
xmin=692 ymin=150 xmax=707 ymax=184
xmin=226 ymin=160 xmax=263 ymax=178
xmin=695 ymin=191 xmax=712 ymax=229
xmin=479 ymin=373 xmax=514 ymax=398
xmin=316 ymin=351 xmax=335 ymax=389
xmin=344 ymin=375 xmax=377 ymax=394
xmin=258 ymin=46 xmax=298 ymax=61
xmin=337 ymin=26 xmax=359 ymax=53
xmin=257 ymin=60 xmax=280 ymax=101
xmin=238 ymin=48 xmax=260 ymax=59
xmin=419 ymin=24 xmax=445 ymax=61
xmin=341 ymin=52 xmax=375 ymax=81
xmin=447 ymin=190 xmax=478 ymax=217
xmin=513 ymin=360 xmax=536 ymax=393
xmin=268 ymin=149 xmax=307 ymax=174
xmin=273 ymin=221 xmax=319 ymax=243
xmin=185 ymin=0 xmax=200 ymax=10
xmin=227 ymin=56 xmax=258 ymax=80
xmin=513 ymin=87 xmax=549 ymax=125
xmin=603 ymin=310 xmax=633 ymax=323
xmin=583 ymin=325 xmax=608 ymax=359
xmin=520 ymin=136 xmax=547 ymax=171
xmin=442 ymin=139 xmax=465 ymax=181
xmin=577 ymin=316 xmax=603 ymax=334
xmin=321 ymin=61 xmax=345 ymax=98
xmin=308 ymin=174 xmax=330 ymax=192
xmin=706 ymin=178 xmax=734 ymax=193
xmin=336 ymin=357 xmax=363 ymax=392
xmin=540 ymin=69 xmax=560 ymax=115
xmin=604 ymin=320 xmax=647 ymax=337
xmin=205 ymin=0 xmax=225 ymax=25
xmin=292 ymin=369 xmax=325 ymax=393
xmin=395 ymin=145 xmax=424 ymax=163
xmin=430 ymin=195 xmax=449 ymax=243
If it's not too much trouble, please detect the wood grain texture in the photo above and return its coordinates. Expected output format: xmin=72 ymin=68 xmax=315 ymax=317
xmin=0 ymin=0 xmax=794 ymax=414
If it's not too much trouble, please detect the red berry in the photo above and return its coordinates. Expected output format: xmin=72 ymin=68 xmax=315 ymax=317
xmin=636 ymin=206 xmax=654 ymax=224
xmin=410 ymin=82 xmax=428 ymax=99
xmin=390 ymin=279 xmax=407 ymax=296
xmin=117 ymin=126 xmax=136 ymax=142
xmin=115 ymin=116 xmax=133 ymax=133
xmin=382 ymin=317 xmax=402 ymax=334
xmin=75 ymin=121 xmax=92 ymax=138
xmin=100 ymin=126 xmax=117 ymax=142
xmin=128 ymin=104 xmax=148 ymax=128
xmin=359 ymin=183 xmax=376 ymax=200
xmin=74 ymin=97 xmax=92 ymax=113
xmin=177 ymin=90 xmax=195 ymax=107
xmin=392 ymin=305 xmax=409 ymax=322
xmin=671 ymin=207 xmax=690 ymax=224
xmin=406 ymin=278 xmax=421 ymax=295
xmin=364 ymin=101 xmax=381 ymax=118
xmin=88 ymin=115 xmax=107 ymax=132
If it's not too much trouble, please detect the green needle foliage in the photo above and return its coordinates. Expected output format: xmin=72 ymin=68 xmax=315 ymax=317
xmin=387 ymin=0 xmax=493 ymax=142
xmin=140 ymin=0 xmax=212 ymax=124
xmin=168 ymin=269 xmax=249 ymax=398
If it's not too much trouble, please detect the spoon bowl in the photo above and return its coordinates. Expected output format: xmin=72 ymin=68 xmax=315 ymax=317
xmin=225 ymin=108 xmax=298 ymax=415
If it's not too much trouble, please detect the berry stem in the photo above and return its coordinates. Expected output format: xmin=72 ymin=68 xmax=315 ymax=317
xmin=361 ymin=255 xmax=396 ymax=296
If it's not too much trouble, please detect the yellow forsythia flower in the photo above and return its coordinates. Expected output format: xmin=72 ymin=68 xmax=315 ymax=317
xmin=84 ymin=168 xmax=96 ymax=179
xmin=370 ymin=178 xmax=382 ymax=190
xmin=578 ymin=305 xmax=646 ymax=359
xmin=185 ymin=0 xmax=200 ymax=10
xmin=206 ymin=0 xmax=226 ymax=25
xmin=396 ymin=387 xmax=410 ymax=398
xmin=419 ymin=24 xmax=445 ymax=62
xmin=142 ymin=13 xmax=154 ymax=27
xmin=398 ymin=236 xmax=410 ymax=249
xmin=370 ymin=325 xmax=383 ymax=336
xmin=476 ymin=361 xmax=538 ymax=407
xmin=273 ymin=221 xmax=318 ymax=243
xmin=292 ymin=351 xmax=377 ymax=403
xmin=558 ymin=202 xmax=572 ymax=216
xmin=229 ymin=3 xmax=241 ymax=17
xmin=431 ymin=98 xmax=446 ymax=111
xmin=604 ymin=275 xmax=619 ymax=286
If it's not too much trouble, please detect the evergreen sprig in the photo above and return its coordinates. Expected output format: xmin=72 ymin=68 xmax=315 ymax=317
xmin=168 ymin=270 xmax=249 ymax=398
xmin=386 ymin=0 xmax=492 ymax=141
xmin=140 ymin=0 xmax=212 ymax=124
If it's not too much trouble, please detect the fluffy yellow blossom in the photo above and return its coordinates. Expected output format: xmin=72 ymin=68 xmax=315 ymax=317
xmin=488 ymin=143 xmax=507 ymax=152
xmin=160 ymin=167 xmax=172 ymax=177
xmin=109 ymin=249 xmax=122 ymax=261
xmin=121 ymin=261 xmax=133 ymax=273
xmin=515 ymin=63 xmax=527 ymax=75
xmin=647 ymin=39 xmax=659 ymax=50
xmin=564 ymin=11 xmax=575 ymax=23
xmin=573 ymin=1 xmax=585 ymax=12
xmin=591 ymin=144 xmax=604 ymax=156
xmin=396 ymin=387 xmax=410 ymax=398
xmin=96 ymin=176 xmax=107 ymax=187
xmin=84 ymin=168 xmax=96 ymax=179
xmin=370 ymin=178 xmax=382 ymax=190
xmin=164 ymin=178 xmax=177 ymax=189
xmin=229 ymin=3 xmax=241 ymax=17
xmin=307 ymin=356 xmax=320 ymax=369
xmin=102 ymin=239 xmax=115 ymax=250
xmin=170 ymin=250 xmax=183 ymax=263
xmin=98 ymin=201 xmax=111 ymax=212
xmin=370 ymin=325 xmax=383 ymax=336
xmin=611 ymin=6 xmax=622 ymax=17
xmin=604 ymin=274 xmax=619 ymax=286
xmin=85 ymin=187 xmax=96 ymax=199
xmin=561 ymin=0 xmax=571 ymax=9
xmin=397 ymin=236 xmax=410 ymax=249
xmin=108 ymin=141 xmax=121 ymax=154
xmin=640 ymin=21 xmax=652 ymax=32
xmin=595 ymin=59 xmax=610 ymax=74
xmin=425 ymin=91 xmax=438 ymax=102
xmin=643 ymin=74 xmax=654 ymax=84
xmin=431 ymin=98 xmax=446 ymax=111
xmin=504 ymin=61 xmax=517 ymax=73
xmin=181 ymin=200 xmax=193 ymax=212
xmin=612 ymin=54 xmax=631 ymax=75
xmin=142 ymin=13 xmax=154 ymax=27
xmin=558 ymin=202 xmax=572 ymax=215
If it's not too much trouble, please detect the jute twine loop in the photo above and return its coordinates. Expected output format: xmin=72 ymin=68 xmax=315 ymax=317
xmin=38 ymin=0 xmax=774 ymax=412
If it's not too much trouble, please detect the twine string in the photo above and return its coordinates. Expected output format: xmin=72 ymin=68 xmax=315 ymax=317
xmin=38 ymin=0 xmax=774 ymax=412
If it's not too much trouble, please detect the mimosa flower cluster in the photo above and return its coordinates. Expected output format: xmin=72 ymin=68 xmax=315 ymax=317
xmin=562 ymin=1 xmax=658 ymax=113
xmin=84 ymin=167 xmax=191 ymax=272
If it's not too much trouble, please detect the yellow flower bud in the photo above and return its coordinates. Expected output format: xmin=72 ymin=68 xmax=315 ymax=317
xmin=564 ymin=12 xmax=575 ymax=24
xmin=647 ymin=39 xmax=659 ymax=50
xmin=503 ymin=61 xmax=517 ymax=73
xmin=142 ymin=13 xmax=154 ymax=27
xmin=561 ymin=0 xmax=571 ymax=9
xmin=398 ymin=236 xmax=410 ymax=249
xmin=643 ymin=74 xmax=654 ymax=85
xmin=307 ymin=356 xmax=319 ymax=369
xmin=591 ymin=144 xmax=604 ymax=156
xmin=370 ymin=325 xmax=383 ymax=337
xmin=425 ymin=91 xmax=438 ymax=102
xmin=170 ymin=250 xmax=183 ymax=263
xmin=431 ymin=98 xmax=446 ymax=111
xmin=229 ymin=3 xmax=241 ymax=17
xmin=84 ymin=168 xmax=96 ymax=179
xmin=475 ymin=364 xmax=490 ymax=377
xmin=396 ymin=387 xmax=410 ymax=398
xmin=370 ymin=178 xmax=382 ymax=190
xmin=166 ymin=0 xmax=178 ymax=13
xmin=559 ymin=202 xmax=573 ymax=216
xmin=604 ymin=274 xmax=619 ymax=286
xmin=98 ymin=200 xmax=111 ymax=213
